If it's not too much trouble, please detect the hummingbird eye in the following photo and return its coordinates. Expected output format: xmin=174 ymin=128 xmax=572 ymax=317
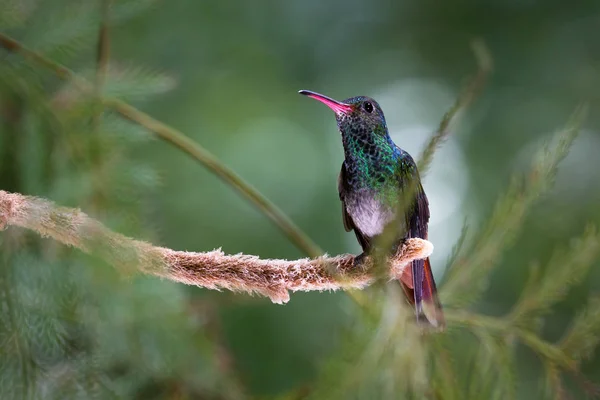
xmin=363 ymin=102 xmax=373 ymax=113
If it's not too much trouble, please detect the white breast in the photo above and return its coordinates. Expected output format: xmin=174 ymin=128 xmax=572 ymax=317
xmin=346 ymin=194 xmax=395 ymax=237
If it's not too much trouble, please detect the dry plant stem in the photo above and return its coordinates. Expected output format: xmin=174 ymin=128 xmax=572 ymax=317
xmin=0 ymin=32 xmax=322 ymax=259
xmin=0 ymin=190 xmax=433 ymax=304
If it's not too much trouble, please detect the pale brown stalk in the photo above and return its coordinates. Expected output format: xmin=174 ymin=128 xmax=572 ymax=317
xmin=0 ymin=190 xmax=433 ymax=303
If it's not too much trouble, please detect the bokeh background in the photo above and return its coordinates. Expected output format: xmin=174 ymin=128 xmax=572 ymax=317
xmin=1 ymin=0 xmax=600 ymax=398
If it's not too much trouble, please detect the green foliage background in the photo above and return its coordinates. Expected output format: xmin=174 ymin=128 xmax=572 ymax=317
xmin=1 ymin=0 xmax=600 ymax=399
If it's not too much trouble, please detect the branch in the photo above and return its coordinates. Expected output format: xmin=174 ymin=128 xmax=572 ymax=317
xmin=445 ymin=309 xmax=600 ymax=398
xmin=445 ymin=311 xmax=577 ymax=372
xmin=0 ymin=32 xmax=323 ymax=259
xmin=0 ymin=190 xmax=433 ymax=304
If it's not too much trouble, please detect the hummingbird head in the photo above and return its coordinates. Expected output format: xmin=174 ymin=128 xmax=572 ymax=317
xmin=298 ymin=90 xmax=389 ymax=140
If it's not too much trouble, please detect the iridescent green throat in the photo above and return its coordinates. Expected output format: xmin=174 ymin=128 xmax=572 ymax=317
xmin=340 ymin=123 xmax=402 ymax=192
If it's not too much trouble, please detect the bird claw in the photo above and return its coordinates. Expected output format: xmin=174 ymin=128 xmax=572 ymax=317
xmin=353 ymin=253 xmax=367 ymax=268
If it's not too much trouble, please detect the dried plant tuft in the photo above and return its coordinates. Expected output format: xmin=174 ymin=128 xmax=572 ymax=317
xmin=0 ymin=190 xmax=432 ymax=304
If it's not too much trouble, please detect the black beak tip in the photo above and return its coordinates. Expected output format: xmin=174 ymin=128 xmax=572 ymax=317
xmin=298 ymin=90 xmax=311 ymax=96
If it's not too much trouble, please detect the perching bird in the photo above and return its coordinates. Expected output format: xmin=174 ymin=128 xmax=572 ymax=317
xmin=299 ymin=90 xmax=444 ymax=328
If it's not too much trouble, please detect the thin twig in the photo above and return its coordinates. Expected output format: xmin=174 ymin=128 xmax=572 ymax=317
xmin=0 ymin=190 xmax=433 ymax=304
xmin=0 ymin=32 xmax=323 ymax=258
xmin=88 ymin=0 xmax=113 ymax=212
xmin=92 ymin=0 xmax=112 ymax=127
xmin=417 ymin=39 xmax=493 ymax=176
xmin=107 ymin=99 xmax=323 ymax=259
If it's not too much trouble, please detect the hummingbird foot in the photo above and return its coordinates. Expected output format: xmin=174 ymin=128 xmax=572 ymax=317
xmin=353 ymin=252 xmax=368 ymax=268
xmin=390 ymin=240 xmax=403 ymax=257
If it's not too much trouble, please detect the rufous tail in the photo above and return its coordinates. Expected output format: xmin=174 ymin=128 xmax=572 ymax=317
xmin=399 ymin=257 xmax=445 ymax=329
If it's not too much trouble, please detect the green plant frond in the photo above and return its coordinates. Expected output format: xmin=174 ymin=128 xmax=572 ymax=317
xmin=50 ymin=79 xmax=94 ymax=116
xmin=428 ymin=333 xmax=464 ymax=400
xmin=304 ymin=291 xmax=428 ymax=400
xmin=100 ymin=112 xmax=155 ymax=143
xmin=516 ymin=261 xmax=542 ymax=307
xmin=0 ymin=63 xmax=48 ymax=106
xmin=304 ymin=327 xmax=367 ymax=400
xmin=440 ymin=175 xmax=529 ymax=308
xmin=466 ymin=330 xmax=495 ymax=398
xmin=111 ymin=0 xmax=160 ymax=24
xmin=464 ymin=329 xmax=516 ymax=400
xmin=0 ymin=0 xmax=38 ymax=29
xmin=445 ymin=309 xmax=582 ymax=390
xmin=0 ymin=357 xmax=34 ymax=399
xmin=443 ymin=219 xmax=469 ymax=275
xmin=559 ymin=296 xmax=600 ymax=363
xmin=0 ymin=271 xmax=38 ymax=400
xmin=529 ymin=104 xmax=588 ymax=194
xmin=494 ymin=338 xmax=517 ymax=400
xmin=25 ymin=3 xmax=99 ymax=60
xmin=349 ymin=308 xmax=425 ymax=397
xmin=441 ymin=108 xmax=586 ymax=309
xmin=17 ymin=112 xmax=56 ymax=195
xmin=24 ymin=312 xmax=68 ymax=361
xmin=542 ymin=361 xmax=567 ymax=400
xmin=102 ymin=64 xmax=177 ymax=102
xmin=510 ymin=226 xmax=600 ymax=323
xmin=487 ymin=337 xmax=516 ymax=400
xmin=113 ymin=163 xmax=161 ymax=194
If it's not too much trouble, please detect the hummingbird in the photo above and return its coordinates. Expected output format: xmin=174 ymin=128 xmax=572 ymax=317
xmin=299 ymin=89 xmax=444 ymax=328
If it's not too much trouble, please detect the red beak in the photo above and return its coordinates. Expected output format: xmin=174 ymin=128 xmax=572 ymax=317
xmin=299 ymin=90 xmax=353 ymax=115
